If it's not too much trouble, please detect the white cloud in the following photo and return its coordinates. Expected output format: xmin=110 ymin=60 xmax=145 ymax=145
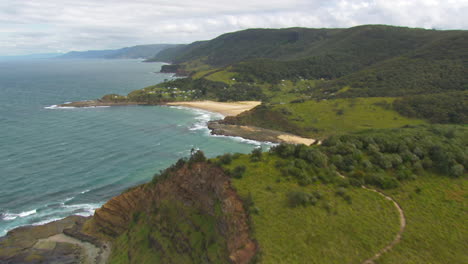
xmin=0 ymin=0 xmax=467 ymax=55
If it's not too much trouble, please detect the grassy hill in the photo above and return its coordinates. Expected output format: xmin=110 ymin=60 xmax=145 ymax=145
xmin=137 ymin=25 xmax=468 ymax=127
xmin=223 ymin=97 xmax=427 ymax=138
xmin=214 ymin=124 xmax=467 ymax=263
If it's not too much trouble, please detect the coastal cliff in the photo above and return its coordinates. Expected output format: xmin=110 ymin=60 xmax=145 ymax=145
xmin=0 ymin=160 xmax=257 ymax=264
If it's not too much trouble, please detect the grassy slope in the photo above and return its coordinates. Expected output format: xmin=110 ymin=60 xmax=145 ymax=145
xmin=230 ymin=97 xmax=426 ymax=139
xmin=379 ymin=175 xmax=468 ymax=264
xmin=283 ymin=98 xmax=426 ymax=136
xmin=109 ymin=200 xmax=229 ymax=264
xmin=225 ymin=154 xmax=400 ymax=264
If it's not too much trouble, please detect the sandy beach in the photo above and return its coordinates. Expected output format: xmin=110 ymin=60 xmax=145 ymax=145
xmin=166 ymin=101 xmax=317 ymax=145
xmin=166 ymin=101 xmax=261 ymax=117
xmin=277 ymin=134 xmax=317 ymax=146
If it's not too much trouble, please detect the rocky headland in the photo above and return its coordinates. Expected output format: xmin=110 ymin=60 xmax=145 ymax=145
xmin=0 ymin=161 xmax=257 ymax=264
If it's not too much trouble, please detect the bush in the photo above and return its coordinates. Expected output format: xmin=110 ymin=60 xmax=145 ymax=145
xmin=232 ymin=165 xmax=247 ymax=179
xmin=272 ymin=143 xmax=295 ymax=158
xmin=189 ymin=149 xmax=206 ymax=163
xmin=450 ymin=164 xmax=465 ymax=177
xmin=250 ymin=147 xmax=263 ymax=162
xmin=287 ymin=191 xmax=315 ymax=207
xmin=218 ymin=153 xmax=233 ymax=165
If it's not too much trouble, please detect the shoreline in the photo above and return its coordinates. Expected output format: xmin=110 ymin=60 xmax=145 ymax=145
xmin=56 ymin=99 xmax=318 ymax=145
xmin=207 ymin=121 xmax=318 ymax=146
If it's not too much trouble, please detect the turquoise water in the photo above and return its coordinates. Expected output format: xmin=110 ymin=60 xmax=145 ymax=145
xmin=0 ymin=59 xmax=269 ymax=236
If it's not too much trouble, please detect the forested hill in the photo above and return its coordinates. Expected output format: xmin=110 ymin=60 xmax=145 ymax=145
xmin=59 ymin=44 xmax=182 ymax=59
xmin=105 ymin=25 xmax=467 ymax=126
xmin=146 ymin=25 xmax=467 ymax=100
xmin=148 ymin=25 xmax=465 ymax=68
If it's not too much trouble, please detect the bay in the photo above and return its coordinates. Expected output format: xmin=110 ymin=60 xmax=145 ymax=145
xmin=0 ymin=59 xmax=269 ymax=236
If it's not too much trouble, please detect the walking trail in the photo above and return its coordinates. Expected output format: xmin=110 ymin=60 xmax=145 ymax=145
xmin=360 ymin=186 xmax=406 ymax=264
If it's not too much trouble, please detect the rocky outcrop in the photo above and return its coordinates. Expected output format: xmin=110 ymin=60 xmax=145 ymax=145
xmin=0 ymin=215 xmax=109 ymax=264
xmin=208 ymin=121 xmax=317 ymax=145
xmin=89 ymin=162 xmax=257 ymax=264
xmin=0 ymin=162 xmax=257 ymax=264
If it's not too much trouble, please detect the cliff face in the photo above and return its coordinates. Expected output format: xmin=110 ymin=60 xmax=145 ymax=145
xmin=88 ymin=162 xmax=257 ymax=263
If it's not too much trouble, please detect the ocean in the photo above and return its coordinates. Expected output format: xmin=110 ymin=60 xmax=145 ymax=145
xmin=0 ymin=59 xmax=270 ymax=236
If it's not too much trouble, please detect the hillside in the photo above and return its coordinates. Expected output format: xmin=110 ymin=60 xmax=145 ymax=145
xmin=1 ymin=125 xmax=465 ymax=264
xmin=59 ymin=44 xmax=182 ymax=59
xmin=147 ymin=25 xmax=466 ymax=84
xmin=134 ymin=25 xmax=468 ymax=131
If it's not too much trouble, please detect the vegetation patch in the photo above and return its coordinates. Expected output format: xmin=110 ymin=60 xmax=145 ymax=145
xmin=379 ymin=176 xmax=468 ymax=264
xmin=109 ymin=201 xmax=229 ymax=264
xmin=225 ymin=154 xmax=400 ymax=263
xmin=226 ymin=97 xmax=426 ymax=138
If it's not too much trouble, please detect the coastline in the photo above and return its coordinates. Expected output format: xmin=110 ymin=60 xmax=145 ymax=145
xmin=57 ymin=100 xmax=148 ymax=108
xmin=207 ymin=121 xmax=318 ymax=146
xmin=56 ymin=99 xmax=318 ymax=145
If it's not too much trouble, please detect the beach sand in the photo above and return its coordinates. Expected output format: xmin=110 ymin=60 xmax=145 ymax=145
xmin=167 ymin=101 xmax=318 ymax=145
xmin=166 ymin=101 xmax=261 ymax=116
xmin=277 ymin=135 xmax=317 ymax=146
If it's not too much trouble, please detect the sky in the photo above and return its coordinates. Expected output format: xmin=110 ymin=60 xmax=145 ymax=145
xmin=1 ymin=0 xmax=467 ymax=55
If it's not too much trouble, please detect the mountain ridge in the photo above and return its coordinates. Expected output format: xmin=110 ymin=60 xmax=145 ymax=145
xmin=59 ymin=44 xmax=182 ymax=59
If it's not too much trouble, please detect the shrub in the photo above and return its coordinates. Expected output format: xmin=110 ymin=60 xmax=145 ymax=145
xmin=250 ymin=147 xmax=263 ymax=162
xmin=232 ymin=165 xmax=247 ymax=179
xmin=271 ymin=143 xmax=295 ymax=158
xmin=287 ymin=191 xmax=314 ymax=207
xmin=450 ymin=164 xmax=465 ymax=177
xmin=335 ymin=187 xmax=347 ymax=197
xmin=189 ymin=149 xmax=206 ymax=163
xmin=218 ymin=153 xmax=232 ymax=165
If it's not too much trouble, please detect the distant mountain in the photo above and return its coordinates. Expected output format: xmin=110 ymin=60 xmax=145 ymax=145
xmin=0 ymin=53 xmax=63 ymax=61
xmin=59 ymin=44 xmax=183 ymax=59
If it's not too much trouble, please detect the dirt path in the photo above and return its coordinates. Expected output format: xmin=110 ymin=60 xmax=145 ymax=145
xmin=35 ymin=233 xmax=110 ymax=264
xmin=361 ymin=186 xmax=406 ymax=264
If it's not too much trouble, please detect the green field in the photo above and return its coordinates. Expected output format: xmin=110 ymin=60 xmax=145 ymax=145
xmin=224 ymin=154 xmax=400 ymax=264
xmin=230 ymin=97 xmax=427 ymax=138
xmin=379 ymin=175 xmax=468 ymax=264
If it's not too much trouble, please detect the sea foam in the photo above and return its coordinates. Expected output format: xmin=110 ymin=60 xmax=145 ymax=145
xmin=1 ymin=209 xmax=37 ymax=221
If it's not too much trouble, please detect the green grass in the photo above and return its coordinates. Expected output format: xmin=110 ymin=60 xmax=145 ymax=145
xmin=271 ymin=97 xmax=426 ymax=138
xmin=262 ymin=79 xmax=320 ymax=104
xmin=378 ymin=175 xmax=468 ymax=264
xmin=225 ymin=154 xmax=400 ymax=264
xmin=229 ymin=97 xmax=426 ymax=139
xmin=203 ymin=69 xmax=237 ymax=84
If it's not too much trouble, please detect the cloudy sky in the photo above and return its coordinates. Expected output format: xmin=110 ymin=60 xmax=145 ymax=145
xmin=1 ymin=0 xmax=467 ymax=55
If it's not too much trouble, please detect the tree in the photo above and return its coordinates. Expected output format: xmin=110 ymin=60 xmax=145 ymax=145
xmin=250 ymin=147 xmax=263 ymax=162
xmin=232 ymin=165 xmax=247 ymax=179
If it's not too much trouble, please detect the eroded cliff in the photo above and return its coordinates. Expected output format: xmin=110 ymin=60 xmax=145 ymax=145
xmin=86 ymin=161 xmax=257 ymax=263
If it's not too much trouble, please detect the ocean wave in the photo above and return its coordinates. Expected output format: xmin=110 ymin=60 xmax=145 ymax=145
xmin=167 ymin=105 xmax=275 ymax=146
xmin=210 ymin=133 xmax=277 ymax=147
xmin=44 ymin=104 xmax=76 ymax=109
xmin=31 ymin=217 xmax=63 ymax=226
xmin=83 ymin=106 xmax=110 ymax=109
xmin=1 ymin=209 xmax=37 ymax=221
xmin=168 ymin=105 xmax=224 ymax=132
xmin=44 ymin=103 xmax=110 ymax=109
xmin=61 ymin=202 xmax=101 ymax=217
